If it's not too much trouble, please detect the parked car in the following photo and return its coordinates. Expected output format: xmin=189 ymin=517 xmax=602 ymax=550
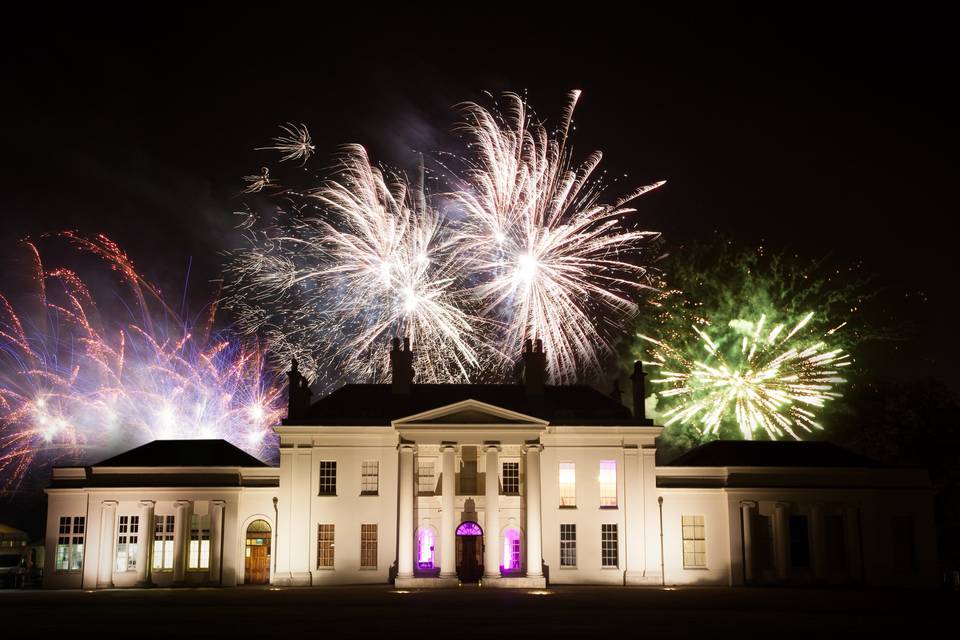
xmin=0 ymin=554 xmax=27 ymax=588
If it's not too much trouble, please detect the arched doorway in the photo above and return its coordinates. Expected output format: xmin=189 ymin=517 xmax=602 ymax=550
xmin=244 ymin=519 xmax=271 ymax=585
xmin=455 ymin=521 xmax=483 ymax=583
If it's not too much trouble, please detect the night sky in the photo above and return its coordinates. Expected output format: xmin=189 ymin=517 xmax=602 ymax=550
xmin=2 ymin=7 xmax=957 ymax=391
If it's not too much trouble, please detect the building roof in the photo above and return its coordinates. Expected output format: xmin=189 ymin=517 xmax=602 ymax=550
xmin=665 ymin=440 xmax=888 ymax=468
xmin=287 ymin=383 xmax=643 ymax=426
xmin=91 ymin=439 xmax=269 ymax=468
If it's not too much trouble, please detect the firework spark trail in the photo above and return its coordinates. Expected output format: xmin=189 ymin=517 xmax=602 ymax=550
xmin=0 ymin=235 xmax=283 ymax=490
xmin=256 ymin=123 xmax=315 ymax=165
xmin=226 ymin=145 xmax=488 ymax=387
xmin=450 ymin=90 xmax=664 ymax=382
xmin=639 ymin=312 xmax=849 ymax=440
xmin=242 ymin=167 xmax=273 ymax=193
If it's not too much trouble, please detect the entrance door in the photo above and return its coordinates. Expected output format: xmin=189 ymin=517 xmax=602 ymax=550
xmin=455 ymin=521 xmax=483 ymax=582
xmin=244 ymin=519 xmax=271 ymax=585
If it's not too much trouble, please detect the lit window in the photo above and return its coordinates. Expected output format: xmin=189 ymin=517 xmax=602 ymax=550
xmin=601 ymin=524 xmax=618 ymax=567
xmin=56 ymin=516 xmax=85 ymax=572
xmin=502 ymin=462 xmax=520 ymax=495
xmin=153 ymin=515 xmax=175 ymax=571
xmin=115 ymin=515 xmax=139 ymax=572
xmin=682 ymin=515 xmax=706 ymax=568
xmin=417 ymin=528 xmax=435 ymax=571
xmin=319 ymin=461 xmax=337 ymax=495
xmin=418 ymin=459 xmax=435 ymax=494
xmin=317 ymin=524 xmax=335 ymax=568
xmin=559 ymin=462 xmax=576 ymax=507
xmin=361 ymin=461 xmax=379 ymax=495
xmin=360 ymin=524 xmax=377 ymax=569
xmin=502 ymin=528 xmax=521 ymax=572
xmin=560 ymin=524 xmax=577 ymax=567
xmin=188 ymin=514 xmax=211 ymax=570
xmin=599 ymin=460 xmax=617 ymax=508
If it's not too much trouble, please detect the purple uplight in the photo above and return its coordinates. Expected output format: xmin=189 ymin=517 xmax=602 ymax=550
xmin=502 ymin=528 xmax=521 ymax=572
xmin=417 ymin=528 xmax=435 ymax=569
xmin=456 ymin=521 xmax=483 ymax=536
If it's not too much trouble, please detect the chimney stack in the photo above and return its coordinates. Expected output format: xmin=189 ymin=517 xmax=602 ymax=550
xmin=286 ymin=357 xmax=313 ymax=421
xmin=630 ymin=360 xmax=647 ymax=421
xmin=390 ymin=337 xmax=414 ymax=395
xmin=521 ymin=338 xmax=547 ymax=395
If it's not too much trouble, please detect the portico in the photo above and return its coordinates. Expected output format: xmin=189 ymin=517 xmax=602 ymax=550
xmin=393 ymin=399 xmax=549 ymax=588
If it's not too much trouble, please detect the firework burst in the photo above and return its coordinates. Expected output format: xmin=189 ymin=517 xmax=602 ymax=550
xmin=225 ymin=145 xmax=487 ymax=387
xmin=0 ymin=233 xmax=283 ymax=490
xmin=256 ymin=123 xmax=315 ymax=165
xmin=640 ymin=312 xmax=849 ymax=440
xmin=451 ymin=90 xmax=663 ymax=382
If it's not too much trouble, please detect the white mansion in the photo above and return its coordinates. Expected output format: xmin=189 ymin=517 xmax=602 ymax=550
xmin=44 ymin=340 xmax=938 ymax=589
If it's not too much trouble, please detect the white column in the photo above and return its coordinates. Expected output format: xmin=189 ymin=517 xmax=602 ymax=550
xmin=483 ymin=444 xmax=501 ymax=579
xmin=97 ymin=500 xmax=118 ymax=588
xmin=135 ymin=500 xmax=155 ymax=587
xmin=172 ymin=500 xmax=191 ymax=584
xmin=844 ymin=505 xmax=862 ymax=583
xmin=809 ymin=504 xmax=827 ymax=581
xmin=623 ymin=447 xmax=643 ymax=580
xmin=740 ymin=501 xmax=757 ymax=584
xmin=641 ymin=448 xmax=661 ymax=581
xmin=440 ymin=445 xmax=457 ymax=578
xmin=397 ymin=444 xmax=416 ymax=579
xmin=524 ymin=444 xmax=543 ymax=578
xmin=773 ymin=502 xmax=790 ymax=582
xmin=209 ymin=500 xmax=226 ymax=585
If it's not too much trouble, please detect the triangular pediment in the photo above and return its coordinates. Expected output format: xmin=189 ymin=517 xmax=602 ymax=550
xmin=392 ymin=399 xmax=548 ymax=427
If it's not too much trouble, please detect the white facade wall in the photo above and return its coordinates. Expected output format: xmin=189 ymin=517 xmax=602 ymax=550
xmin=275 ymin=427 xmax=398 ymax=585
xmin=44 ymin=402 xmax=940 ymax=590
xmin=45 ymin=469 xmax=279 ymax=589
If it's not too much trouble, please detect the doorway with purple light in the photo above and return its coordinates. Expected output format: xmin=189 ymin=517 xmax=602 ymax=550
xmin=416 ymin=528 xmax=437 ymax=575
xmin=455 ymin=521 xmax=483 ymax=583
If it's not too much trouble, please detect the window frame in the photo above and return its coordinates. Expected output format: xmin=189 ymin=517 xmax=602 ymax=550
xmin=560 ymin=523 xmax=577 ymax=568
xmin=502 ymin=461 xmax=520 ymax=495
xmin=318 ymin=460 xmax=337 ymax=496
xmin=55 ymin=516 xmax=85 ymax=572
xmin=599 ymin=460 xmax=618 ymax=508
xmin=317 ymin=523 xmax=335 ymax=569
xmin=417 ymin=458 xmax=436 ymax=495
xmin=188 ymin=514 xmax=211 ymax=571
xmin=601 ymin=523 xmax=619 ymax=568
xmin=559 ymin=462 xmax=576 ymax=508
xmin=360 ymin=524 xmax=378 ymax=569
xmin=361 ymin=460 xmax=379 ymax=495
xmin=115 ymin=515 xmax=140 ymax=572
xmin=152 ymin=515 xmax=176 ymax=571
xmin=681 ymin=515 xmax=707 ymax=569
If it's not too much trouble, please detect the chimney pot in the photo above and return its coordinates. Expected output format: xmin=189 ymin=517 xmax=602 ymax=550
xmin=521 ymin=340 xmax=547 ymax=395
xmin=391 ymin=337 xmax=414 ymax=394
xmin=630 ymin=360 xmax=648 ymax=421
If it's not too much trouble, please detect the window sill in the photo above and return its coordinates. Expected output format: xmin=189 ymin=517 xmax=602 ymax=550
xmin=317 ymin=494 xmax=337 ymax=497
xmin=599 ymin=506 xmax=619 ymax=510
xmin=682 ymin=566 xmax=709 ymax=571
xmin=559 ymin=505 xmax=577 ymax=509
xmin=559 ymin=565 xmax=578 ymax=570
xmin=315 ymin=566 xmax=335 ymax=571
xmin=358 ymin=566 xmax=378 ymax=571
xmin=601 ymin=566 xmax=620 ymax=570
xmin=359 ymin=492 xmax=379 ymax=497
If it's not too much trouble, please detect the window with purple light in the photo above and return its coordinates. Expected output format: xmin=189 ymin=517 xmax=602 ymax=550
xmin=455 ymin=521 xmax=482 ymax=536
xmin=417 ymin=528 xmax=435 ymax=570
xmin=502 ymin=528 xmax=521 ymax=573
